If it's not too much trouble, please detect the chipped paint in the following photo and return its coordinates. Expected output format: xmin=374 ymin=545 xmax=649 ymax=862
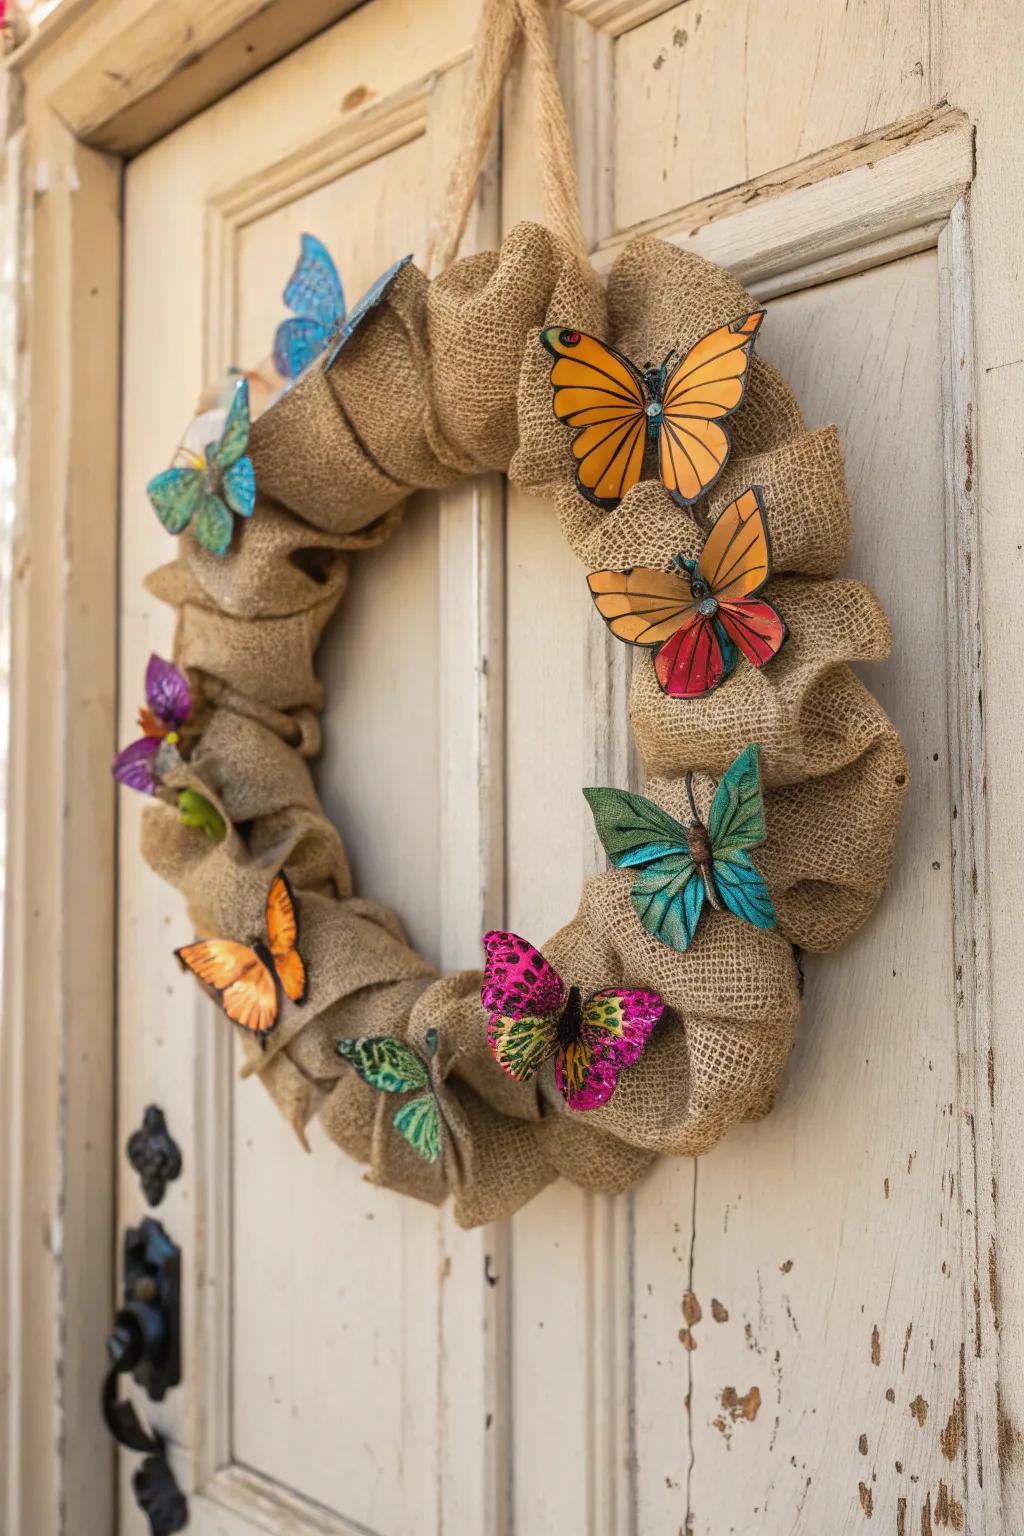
xmin=896 ymin=1495 xmax=907 ymax=1536
xmin=858 ymin=1433 xmax=868 ymax=1455
xmin=858 ymin=1481 xmax=873 ymax=1517
xmin=682 ymin=1291 xmax=702 ymax=1326
xmin=922 ymin=1492 xmax=933 ymax=1535
xmin=901 ymin=1322 xmax=913 ymax=1372
xmin=870 ymin=1324 xmax=881 ymax=1366
xmin=710 ymin=1298 xmax=729 ymax=1323
xmin=910 ymin=1395 xmax=929 ymax=1426
xmin=780 ymin=1258 xmax=793 ymax=1273
xmin=939 ymin=1345 xmax=966 ymax=1461
xmin=713 ymin=1385 xmax=762 ymax=1444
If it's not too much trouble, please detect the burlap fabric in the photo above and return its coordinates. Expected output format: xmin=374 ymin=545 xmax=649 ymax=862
xmin=136 ymin=219 xmax=906 ymax=1226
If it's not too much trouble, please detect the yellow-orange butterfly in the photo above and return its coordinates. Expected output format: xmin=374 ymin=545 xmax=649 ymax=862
xmin=176 ymin=869 xmax=308 ymax=1047
xmin=540 ymin=310 xmax=764 ymax=510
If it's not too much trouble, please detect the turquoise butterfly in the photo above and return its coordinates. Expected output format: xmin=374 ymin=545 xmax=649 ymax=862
xmin=147 ymin=378 xmax=256 ymax=557
xmin=584 ymin=744 xmax=777 ymax=953
xmin=337 ymin=1028 xmax=441 ymax=1163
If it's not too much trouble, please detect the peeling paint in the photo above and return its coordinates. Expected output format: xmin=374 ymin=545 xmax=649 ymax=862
xmin=940 ymin=1345 xmax=966 ymax=1461
xmin=922 ymin=1492 xmax=933 ymax=1535
xmin=910 ymin=1395 xmax=929 ymax=1427
xmin=713 ymin=1385 xmax=762 ymax=1443
xmin=682 ymin=1291 xmax=702 ymax=1326
xmin=858 ymin=1481 xmax=873 ymax=1517
xmin=896 ymin=1495 xmax=907 ymax=1536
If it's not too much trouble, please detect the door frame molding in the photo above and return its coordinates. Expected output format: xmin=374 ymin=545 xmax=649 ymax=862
xmin=0 ymin=6 xmax=370 ymax=1533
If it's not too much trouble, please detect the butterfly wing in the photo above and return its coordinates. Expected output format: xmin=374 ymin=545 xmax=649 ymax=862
xmin=587 ymin=566 xmax=698 ymax=647
xmin=145 ymin=654 xmax=191 ymax=729
xmin=220 ymin=455 xmax=256 ymax=519
xmin=706 ymin=743 xmax=777 ymax=931
xmin=556 ymin=988 xmax=664 ymax=1110
xmin=337 ymin=1036 xmax=430 ymax=1093
xmin=630 ymin=855 xmax=706 ymax=952
xmin=481 ymin=930 xmax=565 ymax=1017
xmin=694 ymin=485 xmax=786 ymax=672
xmin=322 ymin=254 xmax=412 ymax=372
xmin=392 ymin=1095 xmax=441 ymax=1163
xmin=192 ymin=491 xmax=235 ymax=557
xmin=653 ymin=612 xmax=736 ymax=698
xmin=284 ymin=235 xmax=345 ymax=325
xmin=147 ymin=466 xmax=204 ymax=536
xmin=486 ymin=1011 xmax=561 ymax=1083
xmin=273 ymin=317 xmax=330 ymax=380
xmin=583 ymin=785 xmax=692 ymax=867
xmin=265 ymin=870 xmax=307 ymax=1004
xmin=207 ymin=378 xmax=251 ymax=473
xmin=582 ymin=785 xmax=705 ymax=950
xmin=176 ymin=939 xmax=280 ymax=1041
xmin=540 ymin=327 xmax=648 ymax=508
xmin=658 ymin=310 xmax=764 ymax=506
xmin=112 ymin=734 xmax=161 ymax=794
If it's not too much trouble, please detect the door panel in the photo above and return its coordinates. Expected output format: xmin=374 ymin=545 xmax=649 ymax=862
xmin=119 ymin=5 xmax=491 ymax=1535
xmin=118 ymin=2 xmax=980 ymax=1534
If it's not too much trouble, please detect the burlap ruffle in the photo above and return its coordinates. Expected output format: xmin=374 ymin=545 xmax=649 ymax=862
xmin=139 ymin=223 xmax=906 ymax=1224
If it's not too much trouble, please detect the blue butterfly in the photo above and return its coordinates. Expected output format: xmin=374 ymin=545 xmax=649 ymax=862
xmin=584 ymin=744 xmax=777 ymax=953
xmin=322 ymin=254 xmax=413 ymax=373
xmin=146 ymin=378 xmax=255 ymax=558
xmin=273 ymin=234 xmax=347 ymax=380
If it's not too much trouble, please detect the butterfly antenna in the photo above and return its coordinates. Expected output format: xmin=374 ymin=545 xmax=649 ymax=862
xmin=684 ymin=770 xmax=700 ymax=826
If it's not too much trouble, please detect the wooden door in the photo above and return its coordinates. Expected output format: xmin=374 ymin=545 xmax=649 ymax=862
xmin=114 ymin=7 xmax=999 ymax=1536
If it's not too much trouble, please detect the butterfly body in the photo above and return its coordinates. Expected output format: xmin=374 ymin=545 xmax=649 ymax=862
xmin=176 ymin=870 xmax=307 ymax=1046
xmin=588 ymin=487 xmax=786 ymax=698
xmin=584 ymin=744 xmax=777 ymax=953
xmin=541 ymin=311 xmax=764 ymax=509
xmin=481 ymin=930 xmax=664 ymax=1111
xmin=337 ymin=1029 xmax=442 ymax=1163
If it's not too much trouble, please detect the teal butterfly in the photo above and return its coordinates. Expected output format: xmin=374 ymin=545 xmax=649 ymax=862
xmin=147 ymin=377 xmax=256 ymax=557
xmin=336 ymin=1027 xmax=442 ymax=1163
xmin=584 ymin=744 xmax=776 ymax=953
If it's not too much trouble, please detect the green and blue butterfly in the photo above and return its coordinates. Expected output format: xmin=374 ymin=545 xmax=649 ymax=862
xmin=147 ymin=377 xmax=256 ymax=557
xmin=584 ymin=743 xmax=776 ymax=953
xmin=337 ymin=1028 xmax=442 ymax=1163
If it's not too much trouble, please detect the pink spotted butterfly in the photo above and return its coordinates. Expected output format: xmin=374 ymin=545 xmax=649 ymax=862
xmin=481 ymin=930 xmax=664 ymax=1112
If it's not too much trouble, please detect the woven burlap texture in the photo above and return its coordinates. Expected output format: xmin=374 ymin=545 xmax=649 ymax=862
xmin=139 ymin=224 xmax=905 ymax=1226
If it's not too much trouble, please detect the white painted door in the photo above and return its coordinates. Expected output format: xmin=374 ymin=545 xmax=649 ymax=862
xmin=118 ymin=4 xmax=993 ymax=1535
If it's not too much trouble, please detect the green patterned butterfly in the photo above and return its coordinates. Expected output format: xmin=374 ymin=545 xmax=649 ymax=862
xmin=146 ymin=377 xmax=256 ymax=557
xmin=336 ymin=1028 xmax=442 ymax=1163
xmin=584 ymin=743 xmax=776 ymax=953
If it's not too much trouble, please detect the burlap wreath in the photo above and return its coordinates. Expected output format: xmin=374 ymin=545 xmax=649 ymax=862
xmin=138 ymin=209 xmax=907 ymax=1227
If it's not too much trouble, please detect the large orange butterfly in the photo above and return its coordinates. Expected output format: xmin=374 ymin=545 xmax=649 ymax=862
xmin=587 ymin=486 xmax=787 ymax=698
xmin=540 ymin=310 xmax=764 ymax=509
xmin=176 ymin=869 xmax=308 ymax=1047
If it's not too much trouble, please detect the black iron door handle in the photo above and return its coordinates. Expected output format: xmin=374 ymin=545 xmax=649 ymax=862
xmin=100 ymin=1217 xmax=188 ymax=1535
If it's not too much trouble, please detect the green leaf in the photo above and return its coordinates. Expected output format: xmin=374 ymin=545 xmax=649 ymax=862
xmin=337 ymin=1036 xmax=430 ymax=1094
xmin=392 ymin=1094 xmax=441 ymax=1163
xmin=706 ymin=744 xmax=768 ymax=857
xmin=583 ymin=786 xmax=691 ymax=869
xmin=176 ymin=789 xmax=226 ymax=843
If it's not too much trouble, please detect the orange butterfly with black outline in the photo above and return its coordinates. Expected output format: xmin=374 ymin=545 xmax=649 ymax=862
xmin=176 ymin=869 xmax=308 ymax=1048
xmin=540 ymin=310 xmax=764 ymax=509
